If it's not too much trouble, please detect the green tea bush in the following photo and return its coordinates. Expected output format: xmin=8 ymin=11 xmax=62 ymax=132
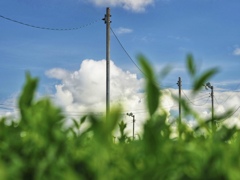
xmin=1 ymin=55 xmax=240 ymax=180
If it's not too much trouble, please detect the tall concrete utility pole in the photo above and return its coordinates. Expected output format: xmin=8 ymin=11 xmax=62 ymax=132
xmin=103 ymin=7 xmax=111 ymax=116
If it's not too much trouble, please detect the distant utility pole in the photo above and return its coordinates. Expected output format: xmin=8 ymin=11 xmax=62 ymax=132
xmin=127 ymin=112 xmax=135 ymax=140
xmin=210 ymin=85 xmax=214 ymax=131
xmin=102 ymin=7 xmax=111 ymax=116
xmin=177 ymin=77 xmax=182 ymax=125
xmin=205 ymin=82 xmax=215 ymax=132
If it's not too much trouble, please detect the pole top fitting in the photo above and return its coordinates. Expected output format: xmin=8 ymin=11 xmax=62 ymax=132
xmin=127 ymin=112 xmax=134 ymax=117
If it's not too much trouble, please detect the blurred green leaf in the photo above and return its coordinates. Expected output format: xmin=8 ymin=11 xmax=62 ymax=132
xmin=186 ymin=54 xmax=197 ymax=77
xmin=18 ymin=72 xmax=38 ymax=116
xmin=138 ymin=55 xmax=159 ymax=116
xmin=72 ymin=119 xmax=80 ymax=129
xmin=146 ymin=82 xmax=159 ymax=116
xmin=118 ymin=121 xmax=128 ymax=143
xmin=159 ymin=65 xmax=172 ymax=80
xmin=137 ymin=54 xmax=154 ymax=80
xmin=193 ymin=68 xmax=219 ymax=92
xmin=80 ymin=115 xmax=87 ymax=124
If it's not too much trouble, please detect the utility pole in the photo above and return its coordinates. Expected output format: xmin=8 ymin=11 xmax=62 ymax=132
xmin=210 ymin=85 xmax=214 ymax=131
xmin=177 ymin=77 xmax=182 ymax=125
xmin=102 ymin=7 xmax=111 ymax=116
xmin=127 ymin=112 xmax=135 ymax=140
xmin=205 ymin=82 xmax=214 ymax=132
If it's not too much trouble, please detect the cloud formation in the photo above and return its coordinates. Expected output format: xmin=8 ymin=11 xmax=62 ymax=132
xmin=115 ymin=27 xmax=133 ymax=35
xmin=233 ymin=48 xmax=240 ymax=56
xmin=45 ymin=59 xmax=148 ymax=135
xmin=45 ymin=59 xmax=240 ymax=133
xmin=2 ymin=59 xmax=240 ymax=136
xmin=87 ymin=0 xmax=154 ymax=12
xmin=46 ymin=59 xmax=144 ymax=113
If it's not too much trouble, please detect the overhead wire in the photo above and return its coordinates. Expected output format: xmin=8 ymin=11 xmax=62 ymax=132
xmin=182 ymin=90 xmax=211 ymax=106
xmin=110 ymin=27 xmax=145 ymax=75
xmin=3 ymin=14 xmax=239 ymax=121
xmin=216 ymin=90 xmax=240 ymax=105
xmin=228 ymin=106 xmax=240 ymax=118
xmin=0 ymin=14 xmax=100 ymax=31
xmin=110 ymin=30 xmax=240 ymax=117
xmin=214 ymin=82 xmax=240 ymax=104
xmin=111 ymin=26 xmax=177 ymax=103
xmin=192 ymin=93 xmax=211 ymax=102
xmin=214 ymin=96 xmax=221 ymax=106
xmin=221 ymin=105 xmax=240 ymax=121
xmin=0 ymin=103 xmax=17 ymax=110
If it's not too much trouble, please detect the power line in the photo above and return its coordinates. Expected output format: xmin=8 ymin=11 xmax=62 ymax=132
xmin=191 ymin=94 xmax=211 ymax=102
xmin=110 ymin=27 xmax=145 ymax=75
xmin=221 ymin=105 xmax=240 ymax=121
xmin=214 ymin=96 xmax=221 ymax=106
xmin=228 ymin=106 xmax=240 ymax=118
xmin=111 ymin=27 xmax=181 ymax=94
xmin=182 ymin=90 xmax=210 ymax=106
xmin=0 ymin=14 xmax=100 ymax=31
xmin=216 ymin=90 xmax=240 ymax=105
xmin=214 ymin=82 xmax=240 ymax=104
xmin=111 ymin=26 xmax=173 ymax=98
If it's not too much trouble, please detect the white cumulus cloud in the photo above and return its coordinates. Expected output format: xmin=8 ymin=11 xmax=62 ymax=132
xmin=45 ymin=59 xmax=148 ymax=136
xmin=46 ymin=59 xmax=144 ymax=113
xmin=86 ymin=0 xmax=155 ymax=12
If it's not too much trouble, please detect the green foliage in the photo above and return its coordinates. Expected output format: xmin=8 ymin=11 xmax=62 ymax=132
xmin=118 ymin=121 xmax=128 ymax=143
xmin=186 ymin=54 xmax=219 ymax=93
xmin=192 ymin=67 xmax=219 ymax=93
xmin=0 ymin=55 xmax=240 ymax=179
xmin=138 ymin=54 xmax=160 ymax=116
xmin=186 ymin=54 xmax=197 ymax=77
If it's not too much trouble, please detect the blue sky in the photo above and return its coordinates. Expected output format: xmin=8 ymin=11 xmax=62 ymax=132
xmin=1 ymin=0 xmax=240 ymax=124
